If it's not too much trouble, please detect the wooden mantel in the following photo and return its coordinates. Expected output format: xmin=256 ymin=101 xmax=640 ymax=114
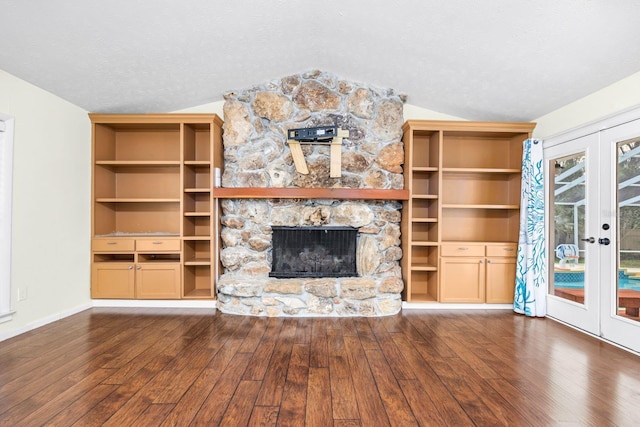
xmin=213 ymin=187 xmax=409 ymax=201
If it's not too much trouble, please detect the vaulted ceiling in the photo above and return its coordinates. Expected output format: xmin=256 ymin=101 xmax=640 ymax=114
xmin=2 ymin=0 xmax=640 ymax=121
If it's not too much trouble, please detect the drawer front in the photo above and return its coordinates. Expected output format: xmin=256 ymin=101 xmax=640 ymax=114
xmin=136 ymin=239 xmax=181 ymax=252
xmin=440 ymin=244 xmax=485 ymax=257
xmin=92 ymin=239 xmax=135 ymax=252
xmin=486 ymin=244 xmax=518 ymax=257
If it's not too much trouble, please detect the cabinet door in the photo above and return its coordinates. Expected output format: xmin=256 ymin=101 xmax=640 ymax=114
xmin=92 ymin=263 xmax=135 ymax=298
xmin=136 ymin=263 xmax=181 ymax=299
xmin=485 ymin=258 xmax=516 ymax=303
xmin=440 ymin=257 xmax=485 ymax=302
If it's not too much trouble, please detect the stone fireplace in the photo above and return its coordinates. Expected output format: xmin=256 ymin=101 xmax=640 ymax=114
xmin=217 ymin=70 xmax=405 ymax=316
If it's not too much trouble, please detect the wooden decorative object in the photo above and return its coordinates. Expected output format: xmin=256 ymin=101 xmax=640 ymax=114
xmin=288 ymin=140 xmax=309 ymax=174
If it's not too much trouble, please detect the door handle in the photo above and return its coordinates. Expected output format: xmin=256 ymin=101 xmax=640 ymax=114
xmin=598 ymin=238 xmax=610 ymax=246
xmin=581 ymin=237 xmax=595 ymax=243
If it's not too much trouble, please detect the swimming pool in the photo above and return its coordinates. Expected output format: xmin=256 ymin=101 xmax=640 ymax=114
xmin=555 ymin=278 xmax=640 ymax=291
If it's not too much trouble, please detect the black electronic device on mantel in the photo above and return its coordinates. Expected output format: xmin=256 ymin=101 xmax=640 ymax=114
xmin=287 ymin=125 xmax=338 ymax=142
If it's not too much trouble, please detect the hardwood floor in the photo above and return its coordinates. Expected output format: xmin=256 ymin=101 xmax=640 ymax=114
xmin=1 ymin=308 xmax=639 ymax=426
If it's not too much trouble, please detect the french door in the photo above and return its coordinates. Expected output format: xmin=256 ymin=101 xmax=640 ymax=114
xmin=546 ymin=118 xmax=640 ymax=354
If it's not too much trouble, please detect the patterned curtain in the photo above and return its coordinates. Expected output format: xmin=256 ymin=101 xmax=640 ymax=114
xmin=514 ymin=139 xmax=546 ymax=317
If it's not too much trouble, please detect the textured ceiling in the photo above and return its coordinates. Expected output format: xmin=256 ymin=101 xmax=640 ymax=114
xmin=2 ymin=0 xmax=640 ymax=121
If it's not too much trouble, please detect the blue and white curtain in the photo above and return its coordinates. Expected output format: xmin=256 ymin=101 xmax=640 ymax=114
xmin=514 ymin=139 xmax=546 ymax=317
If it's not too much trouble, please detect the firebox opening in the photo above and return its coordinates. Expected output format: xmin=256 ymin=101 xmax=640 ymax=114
xmin=270 ymin=226 xmax=358 ymax=278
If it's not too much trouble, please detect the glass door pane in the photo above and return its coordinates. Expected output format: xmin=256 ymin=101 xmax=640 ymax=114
xmin=616 ymin=138 xmax=640 ymax=322
xmin=550 ymin=152 xmax=586 ymax=304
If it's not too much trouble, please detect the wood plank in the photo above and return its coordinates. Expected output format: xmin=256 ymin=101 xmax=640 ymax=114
xmin=364 ymin=349 xmax=418 ymax=426
xmin=254 ymin=319 xmax=297 ymax=406
xmin=343 ymin=335 xmax=391 ymax=426
xmin=306 ymin=367 xmax=333 ymax=427
xmin=327 ymin=328 xmax=359 ymax=421
xmin=219 ymin=380 xmax=262 ymax=427
xmin=367 ymin=317 xmax=417 ymax=381
xmin=388 ymin=330 xmax=473 ymax=426
xmin=132 ymin=403 xmax=174 ymax=426
xmin=310 ymin=318 xmax=329 ymax=368
xmin=189 ymin=352 xmax=252 ymax=425
xmin=247 ymin=406 xmax=279 ymax=426
xmin=242 ymin=318 xmax=283 ymax=381
xmin=278 ymin=345 xmax=309 ymax=427
xmin=288 ymin=140 xmax=309 ymax=174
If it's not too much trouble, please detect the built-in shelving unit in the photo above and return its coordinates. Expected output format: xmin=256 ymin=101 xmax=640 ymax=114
xmin=401 ymin=120 xmax=535 ymax=303
xmin=90 ymin=114 xmax=223 ymax=300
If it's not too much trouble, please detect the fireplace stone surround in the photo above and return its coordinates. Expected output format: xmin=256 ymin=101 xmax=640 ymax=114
xmin=217 ymin=70 xmax=406 ymax=317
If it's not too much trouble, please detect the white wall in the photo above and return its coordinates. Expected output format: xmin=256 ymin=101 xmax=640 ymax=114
xmin=0 ymin=69 xmax=91 ymax=340
xmin=534 ymin=71 xmax=640 ymax=138
xmin=176 ymin=100 xmax=465 ymax=122
xmin=403 ymin=104 xmax=465 ymax=121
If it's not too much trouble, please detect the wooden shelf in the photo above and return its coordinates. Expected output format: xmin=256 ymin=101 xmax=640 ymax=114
xmin=442 ymin=204 xmax=520 ymax=209
xmin=184 ymin=160 xmax=211 ymax=166
xmin=184 ymin=258 xmax=211 ymax=266
xmin=213 ymin=187 xmax=409 ymax=200
xmin=442 ymin=167 xmax=520 ymax=174
xmin=95 ymin=160 xmax=181 ymax=166
xmin=184 ymin=188 xmax=211 ymax=193
xmin=183 ymin=288 xmax=214 ymax=298
xmin=184 ymin=212 xmax=211 ymax=217
xmin=411 ymin=218 xmax=438 ymax=223
xmin=95 ymin=198 xmax=180 ymax=203
xmin=411 ymin=241 xmax=439 ymax=246
xmin=411 ymin=265 xmax=438 ymax=271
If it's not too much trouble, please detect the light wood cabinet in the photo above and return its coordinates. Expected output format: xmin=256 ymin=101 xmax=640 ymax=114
xmin=401 ymin=120 xmax=534 ymax=303
xmin=438 ymin=243 xmax=517 ymax=303
xmin=439 ymin=256 xmax=485 ymax=303
xmin=90 ymin=114 xmax=223 ymax=300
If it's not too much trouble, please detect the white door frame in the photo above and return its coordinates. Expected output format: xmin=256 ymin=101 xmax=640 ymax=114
xmin=544 ymin=131 xmax=601 ymax=335
xmin=599 ymin=120 xmax=640 ymax=353
xmin=544 ymin=105 xmax=640 ymax=354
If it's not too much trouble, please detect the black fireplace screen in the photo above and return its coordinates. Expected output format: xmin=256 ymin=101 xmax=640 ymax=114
xmin=270 ymin=226 xmax=358 ymax=278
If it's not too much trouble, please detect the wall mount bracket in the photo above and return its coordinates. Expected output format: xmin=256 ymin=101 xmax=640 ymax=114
xmin=286 ymin=126 xmax=349 ymax=177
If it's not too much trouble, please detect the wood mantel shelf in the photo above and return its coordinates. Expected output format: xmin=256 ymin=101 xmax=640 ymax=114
xmin=213 ymin=187 xmax=409 ymax=201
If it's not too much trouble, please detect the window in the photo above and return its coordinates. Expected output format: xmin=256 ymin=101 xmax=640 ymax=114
xmin=0 ymin=114 xmax=14 ymax=323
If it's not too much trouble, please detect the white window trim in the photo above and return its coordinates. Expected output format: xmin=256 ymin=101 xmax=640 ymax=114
xmin=0 ymin=113 xmax=15 ymax=323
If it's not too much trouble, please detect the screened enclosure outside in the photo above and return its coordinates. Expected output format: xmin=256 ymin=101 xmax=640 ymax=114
xmin=550 ymin=140 xmax=640 ymax=320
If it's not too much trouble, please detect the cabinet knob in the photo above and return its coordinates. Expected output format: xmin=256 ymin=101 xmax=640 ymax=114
xmin=128 ymin=265 xmax=133 ymax=270
xmin=479 ymin=260 xmax=484 ymax=264
xmin=487 ymin=260 xmax=492 ymax=264
xmin=136 ymin=265 xmax=141 ymax=270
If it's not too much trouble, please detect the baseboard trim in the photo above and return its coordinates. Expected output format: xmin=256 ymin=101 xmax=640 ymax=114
xmin=0 ymin=302 xmax=93 ymax=342
xmin=0 ymin=300 xmax=218 ymax=342
xmin=402 ymin=302 xmax=513 ymax=310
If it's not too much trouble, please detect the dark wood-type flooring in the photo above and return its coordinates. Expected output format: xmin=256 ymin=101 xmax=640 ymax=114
xmin=1 ymin=308 xmax=640 ymax=426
